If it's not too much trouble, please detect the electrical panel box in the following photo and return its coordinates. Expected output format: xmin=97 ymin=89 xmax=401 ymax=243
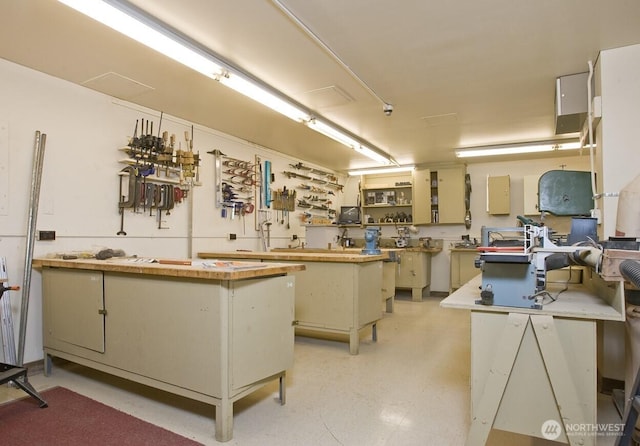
xmin=555 ymin=72 xmax=589 ymax=134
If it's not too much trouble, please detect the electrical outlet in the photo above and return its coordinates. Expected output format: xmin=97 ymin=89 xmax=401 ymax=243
xmin=291 ymin=234 xmax=298 ymax=241
xmin=38 ymin=230 xmax=56 ymax=241
xmin=228 ymin=233 xmax=237 ymax=240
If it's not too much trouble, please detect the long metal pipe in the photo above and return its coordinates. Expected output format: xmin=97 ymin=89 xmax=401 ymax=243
xmin=17 ymin=131 xmax=46 ymax=366
xmin=270 ymin=0 xmax=391 ymax=109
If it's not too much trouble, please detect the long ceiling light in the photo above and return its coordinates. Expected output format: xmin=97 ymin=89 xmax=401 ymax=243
xmin=306 ymin=118 xmax=360 ymax=148
xmin=306 ymin=119 xmax=394 ymax=165
xmin=57 ymin=0 xmax=223 ymax=79
xmin=455 ymin=140 xmax=584 ymax=158
xmin=217 ymin=71 xmax=310 ymax=122
xmin=355 ymin=146 xmax=393 ymax=165
xmin=57 ymin=0 xmax=394 ymax=165
xmin=348 ymin=165 xmax=414 ymax=176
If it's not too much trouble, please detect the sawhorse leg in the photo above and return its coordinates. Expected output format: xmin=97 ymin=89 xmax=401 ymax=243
xmin=467 ymin=313 xmax=592 ymax=446
xmin=0 ymin=363 xmax=48 ymax=408
xmin=466 ymin=313 xmax=527 ymax=446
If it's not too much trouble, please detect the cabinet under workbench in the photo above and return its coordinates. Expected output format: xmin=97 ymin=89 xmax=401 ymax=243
xmin=198 ymin=251 xmax=386 ymax=355
xmin=34 ymin=257 xmax=303 ymax=443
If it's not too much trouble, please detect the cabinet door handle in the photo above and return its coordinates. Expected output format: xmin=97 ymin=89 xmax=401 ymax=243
xmin=98 ymin=309 xmax=107 ymax=315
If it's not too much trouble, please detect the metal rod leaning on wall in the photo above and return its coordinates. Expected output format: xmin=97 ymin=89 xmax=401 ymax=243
xmin=18 ymin=131 xmax=46 ymax=366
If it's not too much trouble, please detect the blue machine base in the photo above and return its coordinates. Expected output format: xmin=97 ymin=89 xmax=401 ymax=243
xmin=479 ymin=262 xmax=540 ymax=309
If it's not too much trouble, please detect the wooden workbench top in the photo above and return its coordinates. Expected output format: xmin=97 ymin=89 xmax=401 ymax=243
xmin=198 ymin=250 xmax=389 ymax=263
xmin=32 ymin=257 xmax=304 ymax=281
xmin=272 ymin=247 xmax=442 ymax=255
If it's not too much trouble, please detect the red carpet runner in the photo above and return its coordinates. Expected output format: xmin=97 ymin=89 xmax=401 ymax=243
xmin=0 ymin=386 xmax=203 ymax=445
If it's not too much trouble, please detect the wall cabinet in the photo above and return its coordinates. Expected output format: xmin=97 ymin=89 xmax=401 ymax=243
xmin=487 ymin=175 xmax=511 ymax=215
xmin=413 ymin=166 xmax=467 ymax=224
xmin=361 ymin=172 xmax=413 ymax=225
xmin=523 ymin=175 xmax=540 ymax=215
xmin=360 ymin=166 xmax=466 ymax=226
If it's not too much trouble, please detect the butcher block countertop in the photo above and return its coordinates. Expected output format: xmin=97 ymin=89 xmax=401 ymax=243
xmin=32 ymin=257 xmax=304 ymax=281
xmin=272 ymin=247 xmax=441 ymax=254
xmin=198 ymin=250 xmax=389 ymax=263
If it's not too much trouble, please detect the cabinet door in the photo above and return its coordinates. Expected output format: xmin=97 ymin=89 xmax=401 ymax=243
xmin=43 ymin=268 xmax=105 ymax=353
xmin=450 ymin=251 xmax=480 ymax=292
xmin=487 ymin=175 xmax=511 ymax=215
xmin=437 ymin=167 xmax=466 ymax=224
xmin=395 ymin=251 xmax=414 ymax=288
xmin=412 ymin=168 xmax=431 ymax=224
xmin=523 ymin=175 xmax=540 ymax=215
xmin=395 ymin=251 xmax=428 ymax=288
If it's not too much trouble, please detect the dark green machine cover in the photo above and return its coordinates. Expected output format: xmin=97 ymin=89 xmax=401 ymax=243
xmin=538 ymin=170 xmax=593 ymax=216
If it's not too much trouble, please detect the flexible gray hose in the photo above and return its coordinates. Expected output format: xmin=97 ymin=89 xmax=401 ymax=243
xmin=621 ymin=259 xmax=640 ymax=289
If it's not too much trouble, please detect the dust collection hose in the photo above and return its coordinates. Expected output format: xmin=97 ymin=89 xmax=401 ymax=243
xmin=622 ymin=259 xmax=640 ymax=417
xmin=621 ymin=259 xmax=640 ymax=290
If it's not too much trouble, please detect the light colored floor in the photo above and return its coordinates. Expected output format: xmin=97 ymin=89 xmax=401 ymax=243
xmin=1 ymin=291 xmax=624 ymax=445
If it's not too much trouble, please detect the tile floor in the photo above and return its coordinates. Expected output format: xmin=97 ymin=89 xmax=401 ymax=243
xmin=0 ymin=291 xmax=625 ymax=445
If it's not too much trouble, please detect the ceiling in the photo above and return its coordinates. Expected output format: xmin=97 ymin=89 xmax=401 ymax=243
xmin=2 ymin=0 xmax=640 ymax=172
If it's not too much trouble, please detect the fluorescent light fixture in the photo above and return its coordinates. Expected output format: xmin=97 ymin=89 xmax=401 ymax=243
xmin=58 ymin=0 xmax=223 ymax=79
xmin=218 ymin=72 xmax=311 ymax=122
xmin=306 ymin=119 xmax=394 ymax=165
xmin=306 ymin=119 xmax=360 ymax=148
xmin=455 ymin=140 xmax=584 ymax=158
xmin=556 ymin=141 xmax=583 ymax=150
xmin=58 ymin=0 xmax=395 ymax=163
xmin=348 ymin=165 xmax=414 ymax=176
xmin=355 ymin=145 xmax=393 ymax=165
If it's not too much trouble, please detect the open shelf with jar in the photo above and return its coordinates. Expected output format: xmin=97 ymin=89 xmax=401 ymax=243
xmin=360 ymin=173 xmax=413 ymax=225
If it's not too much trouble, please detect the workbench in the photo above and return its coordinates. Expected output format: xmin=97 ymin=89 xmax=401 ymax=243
xmin=33 ymin=257 xmax=304 ymax=443
xmin=198 ymin=251 xmax=387 ymax=355
xmin=440 ymin=268 xmax=625 ymax=446
xmin=394 ymin=247 xmax=440 ymax=301
xmin=272 ymin=247 xmax=398 ymax=312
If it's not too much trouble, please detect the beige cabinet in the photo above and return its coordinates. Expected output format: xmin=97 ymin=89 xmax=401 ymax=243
xmin=361 ymin=172 xmax=413 ymax=225
xmin=41 ymin=266 xmax=295 ymax=442
xmin=523 ymin=174 xmax=540 ymax=215
xmin=412 ymin=168 xmax=431 ymax=224
xmin=436 ymin=166 xmax=466 ymax=223
xmin=449 ymin=248 xmax=480 ymax=293
xmin=288 ymin=260 xmax=383 ymax=354
xmin=408 ymin=167 xmax=468 ymax=224
xmin=360 ymin=166 xmax=466 ymax=226
xmin=487 ymin=175 xmax=510 ymax=215
xmin=395 ymin=250 xmax=432 ymax=301
xmin=382 ymin=260 xmax=396 ymax=312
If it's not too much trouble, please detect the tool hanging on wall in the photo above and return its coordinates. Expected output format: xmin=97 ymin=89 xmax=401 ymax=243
xmin=122 ymin=115 xmax=200 ymax=186
xmin=264 ymin=160 xmax=272 ymax=208
xmin=156 ymin=184 xmax=175 ymax=229
xmin=207 ymin=149 xmax=224 ymax=209
xmin=289 ymin=162 xmax=339 ymax=183
xmin=272 ymin=187 xmax=296 ymax=228
xmin=118 ymin=117 xmax=200 ymax=233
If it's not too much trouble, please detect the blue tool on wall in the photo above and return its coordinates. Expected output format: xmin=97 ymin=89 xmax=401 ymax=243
xmin=264 ymin=160 xmax=272 ymax=208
